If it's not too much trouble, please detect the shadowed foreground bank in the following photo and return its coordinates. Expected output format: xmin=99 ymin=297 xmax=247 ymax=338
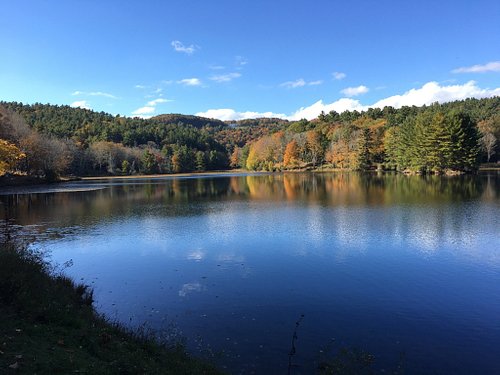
xmin=0 ymin=242 xmax=222 ymax=374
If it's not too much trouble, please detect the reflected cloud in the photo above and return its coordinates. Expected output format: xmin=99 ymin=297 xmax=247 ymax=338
xmin=178 ymin=282 xmax=205 ymax=297
xmin=187 ymin=249 xmax=205 ymax=261
xmin=217 ymin=252 xmax=245 ymax=263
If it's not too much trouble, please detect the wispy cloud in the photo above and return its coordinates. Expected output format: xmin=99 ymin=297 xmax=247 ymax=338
xmin=280 ymin=79 xmax=323 ymax=88
xmin=308 ymin=80 xmax=323 ymax=86
xmin=280 ymin=79 xmax=306 ymax=88
xmin=196 ymin=81 xmax=500 ymax=121
xmin=72 ymin=91 xmax=117 ymax=99
xmin=147 ymin=98 xmax=172 ymax=106
xmin=178 ymin=78 xmax=202 ymax=86
xmin=452 ymin=61 xmax=500 ymax=74
xmin=340 ymin=85 xmax=369 ymax=97
xmin=171 ymin=40 xmax=198 ymax=54
xmin=235 ymin=56 xmax=248 ymax=67
xmin=135 ymin=84 xmax=147 ymax=89
xmin=209 ymin=72 xmax=241 ymax=83
xmin=332 ymin=72 xmax=346 ymax=80
xmin=209 ymin=65 xmax=225 ymax=70
xmin=70 ymin=100 xmax=91 ymax=110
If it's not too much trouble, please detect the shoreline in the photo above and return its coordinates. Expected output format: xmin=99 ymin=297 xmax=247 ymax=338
xmin=2 ymin=164 xmax=498 ymax=188
xmin=0 ymin=242 xmax=222 ymax=374
xmin=80 ymin=169 xmax=256 ymax=180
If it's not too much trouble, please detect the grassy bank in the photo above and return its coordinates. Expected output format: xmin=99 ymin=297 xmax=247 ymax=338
xmin=0 ymin=242 xmax=222 ymax=374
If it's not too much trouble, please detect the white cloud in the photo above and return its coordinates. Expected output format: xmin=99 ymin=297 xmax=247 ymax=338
xmin=235 ymin=56 xmax=248 ymax=67
xmin=72 ymin=90 xmax=116 ymax=99
xmin=171 ymin=40 xmax=198 ymax=54
xmin=135 ymin=84 xmax=147 ymax=89
xmin=341 ymin=85 xmax=369 ymax=97
xmin=209 ymin=65 xmax=225 ymax=70
xmin=288 ymin=98 xmax=364 ymax=121
xmin=371 ymin=80 xmax=500 ymax=108
xmin=209 ymin=72 xmax=241 ymax=83
xmin=132 ymin=106 xmax=155 ymax=116
xmin=195 ymin=108 xmax=286 ymax=121
xmin=178 ymin=78 xmax=202 ymax=86
xmin=332 ymin=72 xmax=346 ymax=80
xmin=70 ymin=100 xmax=91 ymax=110
xmin=195 ymin=81 xmax=500 ymax=122
xmin=280 ymin=79 xmax=306 ymax=88
xmin=280 ymin=79 xmax=323 ymax=88
xmin=132 ymin=97 xmax=172 ymax=118
xmin=308 ymin=80 xmax=323 ymax=86
xmin=452 ymin=61 xmax=500 ymax=74
xmin=90 ymin=91 xmax=116 ymax=98
xmin=146 ymin=98 xmax=172 ymax=106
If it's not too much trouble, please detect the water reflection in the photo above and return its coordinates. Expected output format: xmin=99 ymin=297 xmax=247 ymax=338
xmin=1 ymin=172 xmax=497 ymax=222
xmin=1 ymin=173 xmax=498 ymax=263
xmin=0 ymin=172 xmax=499 ymax=374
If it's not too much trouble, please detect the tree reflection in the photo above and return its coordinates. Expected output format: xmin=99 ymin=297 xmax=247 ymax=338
xmin=0 ymin=172 xmax=496 ymax=235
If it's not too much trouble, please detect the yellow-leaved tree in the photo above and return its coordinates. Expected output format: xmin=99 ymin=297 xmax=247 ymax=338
xmin=0 ymin=139 xmax=26 ymax=175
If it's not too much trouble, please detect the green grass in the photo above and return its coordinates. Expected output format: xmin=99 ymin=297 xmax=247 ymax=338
xmin=0 ymin=242 xmax=223 ymax=374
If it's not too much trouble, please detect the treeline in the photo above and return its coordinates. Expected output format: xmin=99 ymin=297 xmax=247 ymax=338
xmin=0 ymin=97 xmax=498 ymax=180
xmin=0 ymin=109 xmax=72 ymax=180
xmin=0 ymin=103 xmax=230 ymax=179
xmin=240 ymin=97 xmax=499 ymax=174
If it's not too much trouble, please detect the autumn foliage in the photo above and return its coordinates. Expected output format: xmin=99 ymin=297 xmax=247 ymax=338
xmin=0 ymin=139 xmax=25 ymax=175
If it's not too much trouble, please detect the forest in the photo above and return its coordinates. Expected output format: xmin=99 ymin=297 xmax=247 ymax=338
xmin=0 ymin=97 xmax=498 ymax=180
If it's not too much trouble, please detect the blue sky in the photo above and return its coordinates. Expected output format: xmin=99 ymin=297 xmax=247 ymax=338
xmin=1 ymin=0 xmax=499 ymax=120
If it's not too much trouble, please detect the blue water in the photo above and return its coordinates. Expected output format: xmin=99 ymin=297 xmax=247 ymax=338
xmin=1 ymin=172 xmax=499 ymax=374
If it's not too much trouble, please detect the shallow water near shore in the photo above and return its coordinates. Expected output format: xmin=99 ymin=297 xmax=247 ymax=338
xmin=1 ymin=172 xmax=499 ymax=374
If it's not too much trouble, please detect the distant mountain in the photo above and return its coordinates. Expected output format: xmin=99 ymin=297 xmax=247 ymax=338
xmin=225 ymin=118 xmax=289 ymax=127
xmin=152 ymin=114 xmax=227 ymax=128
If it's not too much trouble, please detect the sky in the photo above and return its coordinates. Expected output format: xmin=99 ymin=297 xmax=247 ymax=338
xmin=0 ymin=0 xmax=499 ymax=121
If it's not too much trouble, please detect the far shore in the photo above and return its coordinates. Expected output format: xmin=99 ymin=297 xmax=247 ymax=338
xmin=80 ymin=169 xmax=254 ymax=180
xmin=79 ymin=163 xmax=500 ymax=180
xmin=2 ymin=164 xmax=498 ymax=188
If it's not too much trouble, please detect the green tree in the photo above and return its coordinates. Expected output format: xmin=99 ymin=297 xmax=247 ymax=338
xmin=354 ymin=128 xmax=371 ymax=170
xmin=121 ymin=159 xmax=130 ymax=175
xmin=383 ymin=126 xmax=400 ymax=169
xmin=195 ymin=151 xmax=206 ymax=171
xmin=142 ymin=149 xmax=157 ymax=174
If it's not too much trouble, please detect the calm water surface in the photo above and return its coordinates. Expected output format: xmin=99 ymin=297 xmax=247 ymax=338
xmin=1 ymin=172 xmax=499 ymax=374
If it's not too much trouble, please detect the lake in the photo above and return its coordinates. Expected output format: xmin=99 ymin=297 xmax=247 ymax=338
xmin=1 ymin=172 xmax=499 ymax=374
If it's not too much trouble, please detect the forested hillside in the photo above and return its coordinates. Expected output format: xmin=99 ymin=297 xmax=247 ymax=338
xmin=241 ymin=97 xmax=499 ymax=173
xmin=0 ymin=102 xmax=231 ymax=178
xmin=0 ymin=97 xmax=498 ymax=181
